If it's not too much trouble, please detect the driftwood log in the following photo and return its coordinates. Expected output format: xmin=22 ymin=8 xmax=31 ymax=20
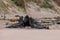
xmin=6 ymin=15 xmax=49 ymax=29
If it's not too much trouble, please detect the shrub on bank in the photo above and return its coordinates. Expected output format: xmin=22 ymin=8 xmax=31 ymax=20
xmin=11 ymin=0 xmax=23 ymax=7
xmin=41 ymin=0 xmax=53 ymax=8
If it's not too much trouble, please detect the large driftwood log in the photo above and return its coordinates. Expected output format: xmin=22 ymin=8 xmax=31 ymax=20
xmin=6 ymin=15 xmax=49 ymax=29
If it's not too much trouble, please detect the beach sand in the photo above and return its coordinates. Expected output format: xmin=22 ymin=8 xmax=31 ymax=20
xmin=0 ymin=29 xmax=60 ymax=40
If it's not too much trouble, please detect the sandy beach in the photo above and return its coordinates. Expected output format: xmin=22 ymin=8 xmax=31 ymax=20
xmin=0 ymin=18 xmax=60 ymax=40
xmin=0 ymin=29 xmax=60 ymax=40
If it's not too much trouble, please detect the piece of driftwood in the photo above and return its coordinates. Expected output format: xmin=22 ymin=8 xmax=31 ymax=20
xmin=6 ymin=15 xmax=49 ymax=29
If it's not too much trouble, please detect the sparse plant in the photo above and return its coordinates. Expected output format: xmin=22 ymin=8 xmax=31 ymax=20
xmin=11 ymin=0 xmax=27 ymax=14
xmin=41 ymin=0 xmax=53 ymax=8
xmin=11 ymin=0 xmax=23 ymax=8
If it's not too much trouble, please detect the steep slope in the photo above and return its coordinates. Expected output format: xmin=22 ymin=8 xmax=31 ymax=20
xmin=0 ymin=0 xmax=60 ymax=19
xmin=0 ymin=0 xmax=8 ymax=13
xmin=0 ymin=0 xmax=26 ymax=19
xmin=26 ymin=2 xmax=60 ymax=19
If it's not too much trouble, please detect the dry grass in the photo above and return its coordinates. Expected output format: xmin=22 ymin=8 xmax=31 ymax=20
xmin=0 ymin=0 xmax=8 ymax=13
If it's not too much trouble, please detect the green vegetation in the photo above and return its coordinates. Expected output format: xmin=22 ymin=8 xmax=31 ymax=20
xmin=11 ymin=0 xmax=27 ymax=14
xmin=41 ymin=0 xmax=53 ymax=8
xmin=11 ymin=0 xmax=23 ymax=8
